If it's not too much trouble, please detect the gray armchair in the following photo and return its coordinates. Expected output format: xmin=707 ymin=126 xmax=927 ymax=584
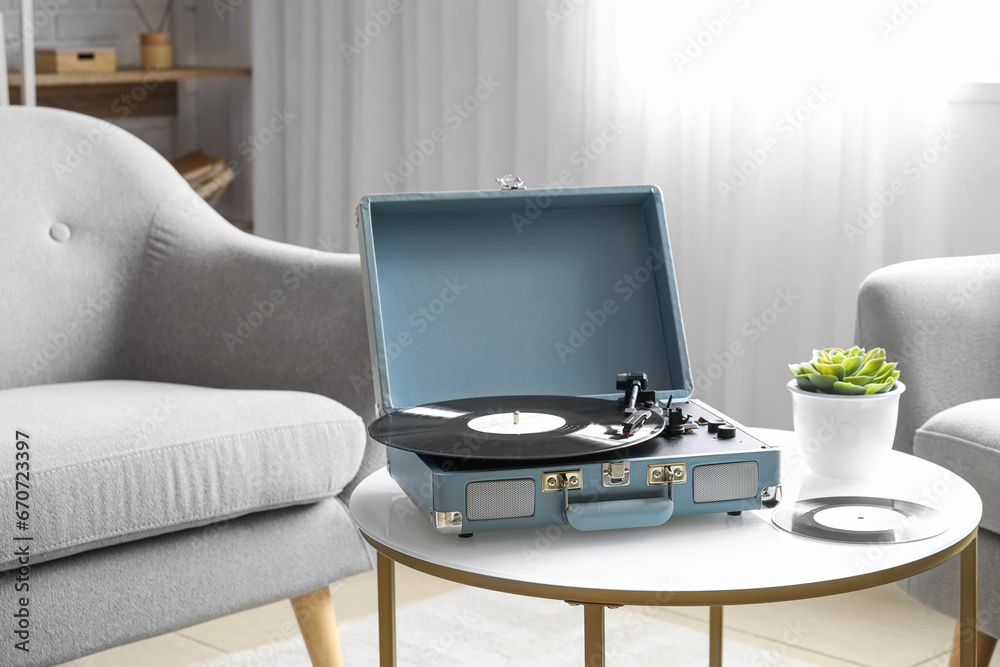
xmin=858 ymin=254 xmax=1000 ymax=665
xmin=0 ymin=107 xmax=382 ymax=665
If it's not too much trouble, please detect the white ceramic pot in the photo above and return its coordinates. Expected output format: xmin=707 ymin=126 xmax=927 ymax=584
xmin=787 ymin=379 xmax=906 ymax=479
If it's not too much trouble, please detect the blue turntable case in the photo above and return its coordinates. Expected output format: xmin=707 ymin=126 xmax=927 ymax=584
xmin=356 ymin=184 xmax=781 ymax=535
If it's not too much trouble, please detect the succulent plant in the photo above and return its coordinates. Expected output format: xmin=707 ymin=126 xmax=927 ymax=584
xmin=789 ymin=346 xmax=900 ymax=395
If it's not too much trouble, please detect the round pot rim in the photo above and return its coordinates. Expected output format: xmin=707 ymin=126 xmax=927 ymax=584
xmin=786 ymin=378 xmax=906 ymax=399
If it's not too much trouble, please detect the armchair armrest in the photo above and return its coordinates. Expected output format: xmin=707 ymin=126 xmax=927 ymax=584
xmin=856 ymin=253 xmax=1000 ymax=454
xmin=124 ymin=192 xmax=382 ymax=497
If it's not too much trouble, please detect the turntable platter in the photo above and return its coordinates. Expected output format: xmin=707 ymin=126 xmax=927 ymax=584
xmin=369 ymin=395 xmax=665 ymax=461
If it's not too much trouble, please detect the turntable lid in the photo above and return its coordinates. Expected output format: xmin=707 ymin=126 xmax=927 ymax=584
xmin=357 ymin=185 xmax=692 ymax=415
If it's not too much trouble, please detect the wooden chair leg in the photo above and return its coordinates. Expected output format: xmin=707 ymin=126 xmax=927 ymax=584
xmin=291 ymin=586 xmax=344 ymax=667
xmin=948 ymin=621 xmax=997 ymax=667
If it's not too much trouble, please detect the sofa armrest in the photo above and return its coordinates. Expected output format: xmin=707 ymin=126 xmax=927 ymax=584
xmin=856 ymin=253 xmax=1000 ymax=454
xmin=124 ymin=193 xmax=382 ymax=497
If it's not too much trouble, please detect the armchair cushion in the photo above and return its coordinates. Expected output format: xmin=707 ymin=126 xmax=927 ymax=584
xmin=0 ymin=380 xmax=365 ymax=571
xmin=914 ymin=398 xmax=1000 ymax=534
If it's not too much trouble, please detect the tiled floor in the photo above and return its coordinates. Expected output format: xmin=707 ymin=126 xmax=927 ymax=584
xmin=60 ymin=564 xmax=990 ymax=667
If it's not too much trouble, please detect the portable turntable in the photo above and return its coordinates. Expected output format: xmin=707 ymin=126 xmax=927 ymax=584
xmin=356 ymin=184 xmax=781 ymax=535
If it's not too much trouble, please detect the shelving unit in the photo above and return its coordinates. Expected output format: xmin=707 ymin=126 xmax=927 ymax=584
xmin=8 ymin=66 xmax=250 ymax=87
xmin=3 ymin=0 xmax=253 ymax=229
xmin=7 ymin=67 xmax=250 ymax=117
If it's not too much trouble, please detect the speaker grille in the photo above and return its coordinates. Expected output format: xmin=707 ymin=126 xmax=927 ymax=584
xmin=466 ymin=479 xmax=535 ymax=521
xmin=692 ymin=461 xmax=758 ymax=503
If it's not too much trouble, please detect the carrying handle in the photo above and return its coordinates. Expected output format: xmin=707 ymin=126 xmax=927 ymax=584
xmin=559 ymin=472 xmax=675 ymax=531
xmin=565 ymin=495 xmax=675 ymax=531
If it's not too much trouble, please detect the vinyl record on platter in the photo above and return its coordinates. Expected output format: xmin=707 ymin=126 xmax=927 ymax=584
xmin=771 ymin=496 xmax=947 ymax=544
xmin=369 ymin=395 xmax=665 ymax=460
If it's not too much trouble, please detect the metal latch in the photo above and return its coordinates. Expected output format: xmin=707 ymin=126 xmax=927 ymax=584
xmin=542 ymin=469 xmax=582 ymax=492
xmin=647 ymin=462 xmax=686 ymax=485
xmin=496 ymin=174 xmax=525 ymax=190
xmin=602 ymin=461 xmax=630 ymax=487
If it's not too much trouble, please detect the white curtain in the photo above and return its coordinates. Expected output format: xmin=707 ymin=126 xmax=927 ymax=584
xmin=252 ymin=0 xmax=1000 ymax=428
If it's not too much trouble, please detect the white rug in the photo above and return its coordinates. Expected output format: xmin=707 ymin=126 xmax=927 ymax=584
xmin=195 ymin=587 xmax=820 ymax=666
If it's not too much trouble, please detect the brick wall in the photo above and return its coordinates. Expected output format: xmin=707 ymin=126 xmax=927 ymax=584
xmin=3 ymin=0 xmax=173 ymax=69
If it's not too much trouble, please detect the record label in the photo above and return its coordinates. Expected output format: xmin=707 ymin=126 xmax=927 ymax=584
xmin=467 ymin=412 xmax=567 ymax=435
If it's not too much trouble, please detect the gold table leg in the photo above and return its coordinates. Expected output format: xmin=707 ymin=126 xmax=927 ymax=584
xmin=709 ymin=605 xmax=723 ymax=667
xmin=960 ymin=531 xmax=978 ymax=667
xmin=583 ymin=603 xmax=605 ymax=667
xmin=378 ymin=553 xmax=396 ymax=667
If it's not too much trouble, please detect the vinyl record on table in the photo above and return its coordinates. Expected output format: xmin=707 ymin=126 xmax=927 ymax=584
xmin=369 ymin=395 xmax=665 ymax=461
xmin=771 ymin=496 xmax=947 ymax=544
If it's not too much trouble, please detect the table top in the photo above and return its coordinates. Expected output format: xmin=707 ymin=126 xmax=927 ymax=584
xmin=350 ymin=428 xmax=982 ymax=606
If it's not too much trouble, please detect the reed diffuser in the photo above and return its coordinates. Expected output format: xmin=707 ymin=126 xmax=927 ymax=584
xmin=131 ymin=0 xmax=175 ymax=70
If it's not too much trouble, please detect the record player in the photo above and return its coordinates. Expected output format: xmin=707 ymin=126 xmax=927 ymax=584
xmin=356 ymin=183 xmax=781 ymax=536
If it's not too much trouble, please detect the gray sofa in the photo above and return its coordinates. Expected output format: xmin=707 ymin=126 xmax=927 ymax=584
xmin=858 ymin=253 xmax=1000 ymax=659
xmin=0 ymin=107 xmax=382 ymax=665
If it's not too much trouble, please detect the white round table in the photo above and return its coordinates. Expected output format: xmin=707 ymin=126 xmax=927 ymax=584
xmin=350 ymin=429 xmax=983 ymax=666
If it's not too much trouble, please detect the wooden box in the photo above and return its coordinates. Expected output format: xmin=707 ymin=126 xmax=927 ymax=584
xmin=36 ymin=48 xmax=117 ymax=74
